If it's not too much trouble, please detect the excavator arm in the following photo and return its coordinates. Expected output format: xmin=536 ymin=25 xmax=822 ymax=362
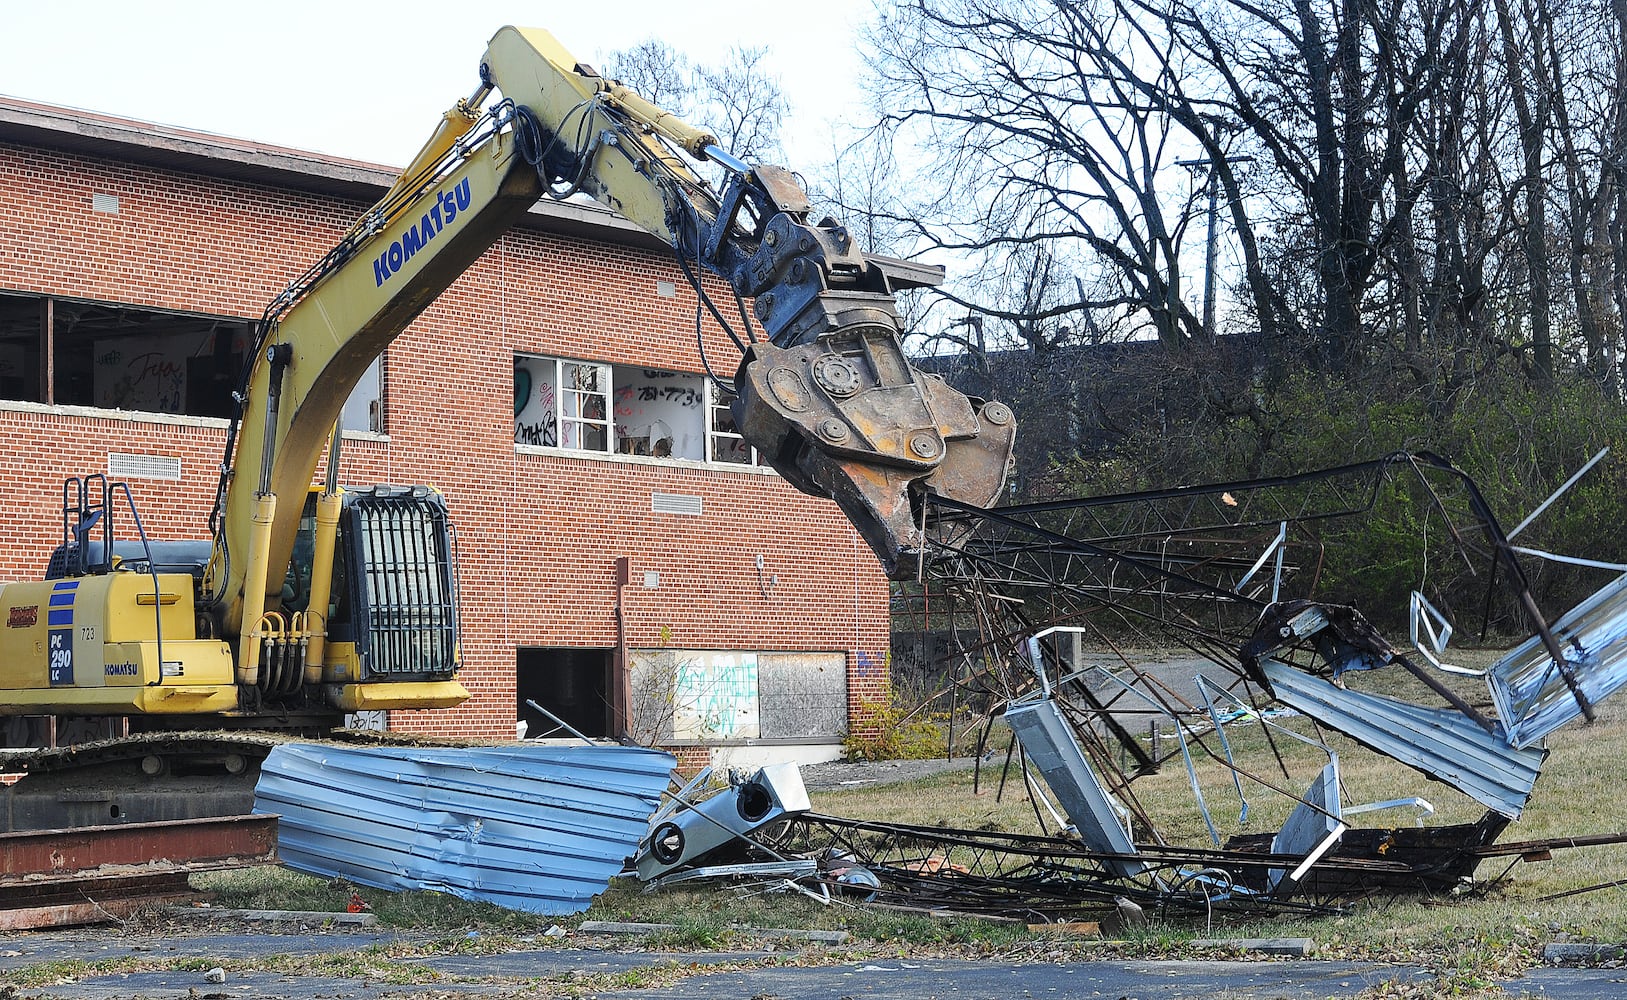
xmin=207 ymin=94 xmax=544 ymax=678
xmin=212 ymin=26 xmax=1015 ymax=687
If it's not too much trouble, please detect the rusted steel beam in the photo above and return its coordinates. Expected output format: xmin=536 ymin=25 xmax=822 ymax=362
xmin=0 ymin=872 xmax=197 ymax=930
xmin=1470 ymin=829 xmax=1627 ymax=858
xmin=0 ymin=816 xmax=277 ymax=930
xmin=0 ymin=814 xmax=276 ymax=876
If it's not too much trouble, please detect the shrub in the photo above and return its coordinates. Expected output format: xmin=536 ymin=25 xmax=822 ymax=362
xmin=843 ymin=693 xmax=951 ymax=760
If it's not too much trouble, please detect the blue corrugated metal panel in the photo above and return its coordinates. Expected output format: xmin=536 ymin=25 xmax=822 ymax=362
xmin=1261 ymin=659 xmax=1547 ymax=819
xmin=253 ymin=743 xmax=675 ymax=914
xmin=1487 ymin=571 xmax=1627 ymax=748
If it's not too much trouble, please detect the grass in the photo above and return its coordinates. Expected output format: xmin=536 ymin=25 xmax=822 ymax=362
xmin=189 ymin=865 xmax=566 ymax=934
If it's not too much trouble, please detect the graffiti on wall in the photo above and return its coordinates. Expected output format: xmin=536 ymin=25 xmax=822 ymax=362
xmin=673 ymin=651 xmax=760 ymax=740
xmin=93 ymin=329 xmax=250 ymax=413
xmin=613 ymin=368 xmax=704 ymax=459
xmin=629 ymin=649 xmax=847 ymax=743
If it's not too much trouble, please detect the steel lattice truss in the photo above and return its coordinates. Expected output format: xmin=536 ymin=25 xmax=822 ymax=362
xmin=906 ymin=451 xmax=1544 ymax=737
xmin=920 ymin=456 xmax=1403 ymax=655
xmin=856 ymin=452 xmax=1618 ymax=915
xmin=758 ymin=813 xmax=1454 ymax=920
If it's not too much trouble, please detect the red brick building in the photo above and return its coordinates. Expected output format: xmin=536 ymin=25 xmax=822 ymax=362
xmin=0 ymin=97 xmax=889 ymax=765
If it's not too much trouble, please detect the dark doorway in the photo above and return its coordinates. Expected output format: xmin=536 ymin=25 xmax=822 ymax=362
xmin=516 ymin=647 xmax=611 ymax=739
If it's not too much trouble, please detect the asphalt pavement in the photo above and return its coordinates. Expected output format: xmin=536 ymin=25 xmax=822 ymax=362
xmin=4 ymin=929 xmax=1627 ymax=999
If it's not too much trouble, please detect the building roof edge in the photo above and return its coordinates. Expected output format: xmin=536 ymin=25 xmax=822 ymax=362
xmin=0 ymin=95 xmax=667 ymax=251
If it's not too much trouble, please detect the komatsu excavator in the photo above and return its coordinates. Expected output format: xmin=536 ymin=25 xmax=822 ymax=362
xmin=0 ymin=28 xmax=1013 ymax=828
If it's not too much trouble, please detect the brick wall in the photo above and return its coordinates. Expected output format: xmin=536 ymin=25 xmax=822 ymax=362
xmin=0 ymin=136 xmax=890 ymax=741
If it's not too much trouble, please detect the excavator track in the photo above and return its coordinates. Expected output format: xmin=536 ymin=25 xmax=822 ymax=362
xmin=0 ymin=729 xmax=517 ymax=834
xmin=0 ymin=731 xmax=282 ymax=833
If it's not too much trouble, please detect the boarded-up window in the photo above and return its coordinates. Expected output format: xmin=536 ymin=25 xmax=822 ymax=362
xmin=758 ymin=652 xmax=847 ymax=738
xmin=630 ymin=649 xmax=847 ymax=744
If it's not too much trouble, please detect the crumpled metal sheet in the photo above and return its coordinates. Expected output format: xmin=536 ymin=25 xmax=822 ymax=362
xmin=253 ymin=742 xmax=675 ymax=914
xmin=635 ymin=762 xmax=810 ymax=881
xmin=1260 ymin=659 xmax=1547 ymax=818
xmin=1488 ymin=571 xmax=1627 ymax=749
xmin=1269 ymin=762 xmax=1342 ymax=891
xmin=1004 ymin=699 xmax=1145 ymax=877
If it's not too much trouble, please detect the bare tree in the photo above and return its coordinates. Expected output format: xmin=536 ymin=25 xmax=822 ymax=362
xmin=694 ymin=45 xmax=789 ymax=163
xmin=858 ymin=0 xmax=1627 ymax=395
xmin=858 ymin=3 xmax=1221 ymax=353
xmin=602 ymin=40 xmax=787 ymax=163
xmin=600 ymin=39 xmax=695 ymax=118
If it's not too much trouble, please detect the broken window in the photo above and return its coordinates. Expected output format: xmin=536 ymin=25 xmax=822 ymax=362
xmin=708 ymin=388 xmax=757 ymax=465
xmin=560 ymin=360 xmax=610 ymax=451
xmin=513 ymin=354 xmax=610 ymax=452
xmin=0 ymin=291 xmax=380 ymax=427
xmin=514 ymin=353 xmax=761 ymax=468
xmin=516 ymin=646 xmax=611 ymax=739
xmin=611 ymin=366 xmax=704 ymax=458
xmin=340 ymin=357 xmax=384 ymax=433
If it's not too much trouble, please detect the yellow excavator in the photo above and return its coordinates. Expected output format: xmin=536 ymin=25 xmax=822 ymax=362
xmin=0 ymin=28 xmax=1014 ymax=829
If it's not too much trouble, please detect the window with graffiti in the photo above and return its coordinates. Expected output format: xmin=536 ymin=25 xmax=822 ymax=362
xmin=513 ymin=354 xmax=612 ymax=451
xmin=560 ymin=360 xmax=610 ymax=451
xmin=514 ymin=353 xmax=763 ymax=466
xmin=613 ymin=366 xmax=703 ymax=458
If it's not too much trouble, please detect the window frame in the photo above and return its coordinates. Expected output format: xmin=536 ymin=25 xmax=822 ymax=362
xmin=515 ymin=352 xmax=770 ymax=471
xmin=705 ymin=382 xmax=760 ymax=466
xmin=557 ymin=359 xmax=612 ymax=453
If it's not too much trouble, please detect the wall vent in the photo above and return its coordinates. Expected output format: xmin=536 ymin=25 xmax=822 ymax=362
xmin=108 ymin=453 xmax=181 ymax=481
xmin=651 ymin=492 xmax=703 ymax=516
xmin=92 ymin=193 xmax=120 ymax=214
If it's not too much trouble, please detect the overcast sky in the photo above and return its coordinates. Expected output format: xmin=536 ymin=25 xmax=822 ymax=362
xmin=0 ymin=1 xmax=876 ymax=169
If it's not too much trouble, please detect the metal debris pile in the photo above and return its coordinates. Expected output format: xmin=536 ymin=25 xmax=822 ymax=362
xmin=630 ymin=452 xmax=1627 ymax=922
xmin=132 ymin=449 xmax=1623 ymax=926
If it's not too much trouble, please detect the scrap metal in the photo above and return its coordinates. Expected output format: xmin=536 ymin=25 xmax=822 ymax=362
xmin=1487 ymin=571 xmax=1627 ymax=748
xmin=0 ymin=814 xmax=277 ymax=930
xmin=1002 ymin=698 xmax=1145 ymax=877
xmin=635 ymin=762 xmax=812 ymax=881
xmin=759 ymin=812 xmax=1367 ymax=919
xmin=856 ymin=452 xmax=1627 ymax=915
xmin=1255 ymin=657 xmax=1547 ymax=817
xmin=254 ymin=742 xmax=675 ymax=915
xmin=624 ymin=451 xmax=1627 ymax=921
